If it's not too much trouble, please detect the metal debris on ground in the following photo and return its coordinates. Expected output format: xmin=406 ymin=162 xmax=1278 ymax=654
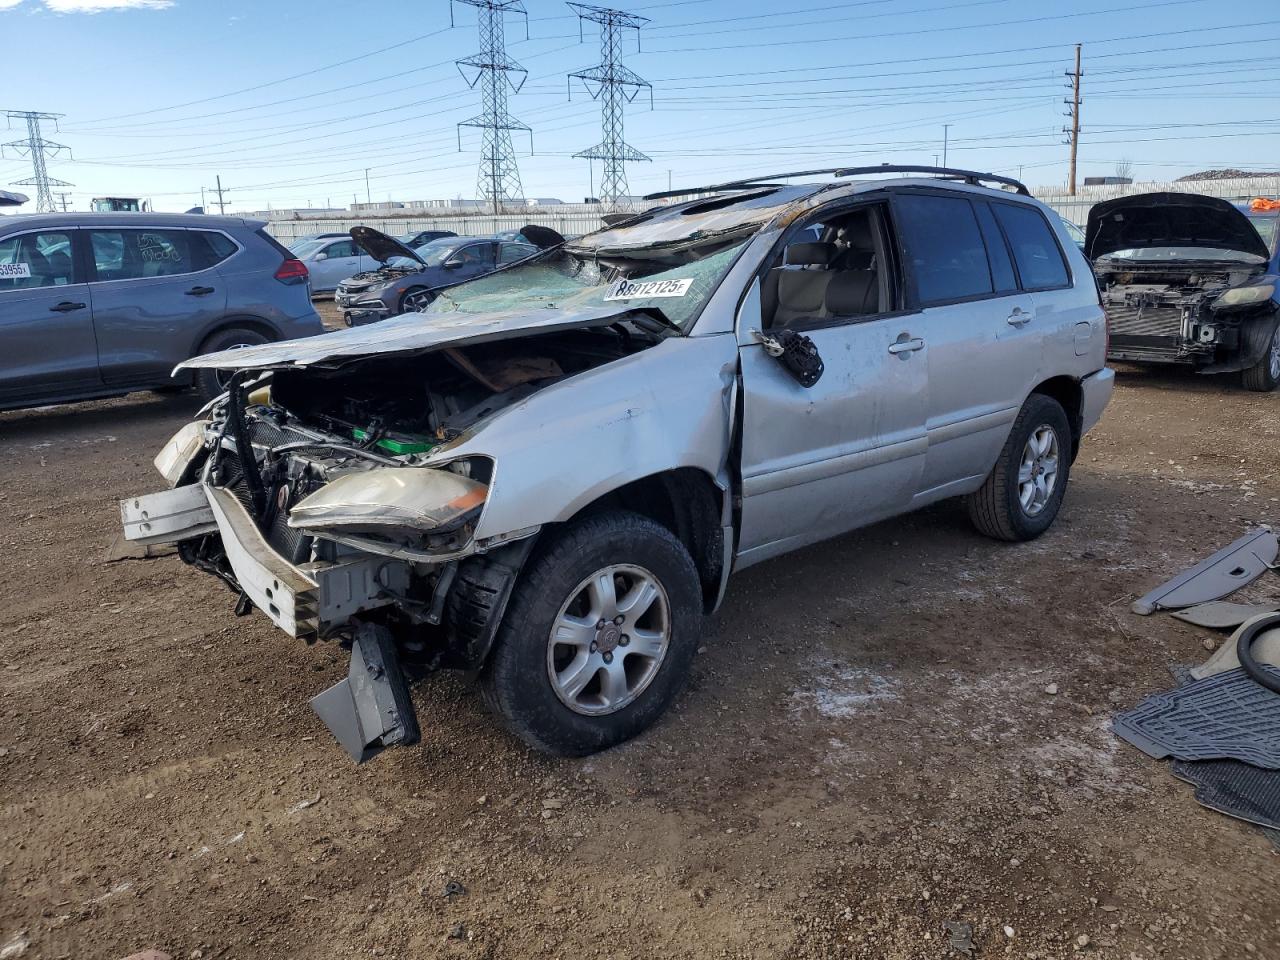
xmin=1131 ymin=528 xmax=1278 ymax=615
xmin=1172 ymin=758 xmax=1280 ymax=831
xmin=443 ymin=880 xmax=466 ymax=898
xmin=943 ymin=920 xmax=975 ymax=956
xmin=1113 ymin=666 xmax=1280 ymax=768
xmin=1171 ymin=601 xmax=1280 ymax=630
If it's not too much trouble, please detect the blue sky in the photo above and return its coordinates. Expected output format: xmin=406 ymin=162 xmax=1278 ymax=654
xmin=1 ymin=0 xmax=1277 ymax=212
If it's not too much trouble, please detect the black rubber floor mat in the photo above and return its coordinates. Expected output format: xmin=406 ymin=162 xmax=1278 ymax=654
xmin=1172 ymin=759 xmax=1280 ymax=830
xmin=1113 ymin=666 xmax=1280 ymax=768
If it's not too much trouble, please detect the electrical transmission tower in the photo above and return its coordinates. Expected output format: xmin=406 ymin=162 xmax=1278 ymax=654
xmin=452 ymin=0 xmax=532 ymax=213
xmin=1063 ymin=43 xmax=1083 ymax=195
xmin=567 ymin=3 xmax=652 ymax=210
xmin=2 ymin=110 xmax=73 ymax=213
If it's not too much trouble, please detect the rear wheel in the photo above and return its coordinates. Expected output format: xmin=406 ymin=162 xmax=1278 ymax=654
xmin=966 ymin=393 xmax=1072 ymax=542
xmin=193 ymin=326 xmax=270 ymax=403
xmin=1241 ymin=319 xmax=1280 ymax=392
xmin=481 ymin=511 xmax=702 ymax=756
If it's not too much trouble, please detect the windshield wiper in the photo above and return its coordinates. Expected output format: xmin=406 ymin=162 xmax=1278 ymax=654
xmin=628 ymin=306 xmax=683 ymax=336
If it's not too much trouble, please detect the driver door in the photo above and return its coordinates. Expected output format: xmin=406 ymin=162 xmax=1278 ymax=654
xmin=735 ymin=202 xmax=929 ymax=566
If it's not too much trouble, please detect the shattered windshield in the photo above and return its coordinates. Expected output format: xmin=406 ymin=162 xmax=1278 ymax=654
xmin=422 ymin=239 xmax=749 ymax=330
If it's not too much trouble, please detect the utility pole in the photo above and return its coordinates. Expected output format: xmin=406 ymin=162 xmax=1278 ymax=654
xmin=453 ymin=0 xmax=532 ymax=215
xmin=201 ymin=185 xmax=206 ymax=211
xmin=1064 ymin=43 xmax=1083 ymax=195
xmin=206 ymin=175 xmax=227 ymax=215
xmin=364 ymin=167 xmax=371 ymax=204
xmin=2 ymin=110 xmax=73 ymax=213
xmin=56 ymin=191 xmax=70 ymax=212
xmin=942 ymin=124 xmax=951 ymax=167
xmin=567 ymin=3 xmax=652 ymax=211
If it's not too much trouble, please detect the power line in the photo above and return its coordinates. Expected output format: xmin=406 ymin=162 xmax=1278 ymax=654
xmin=2 ymin=110 xmax=73 ymax=213
xmin=568 ymin=3 xmax=652 ymax=208
xmin=453 ymin=0 xmax=533 ymax=211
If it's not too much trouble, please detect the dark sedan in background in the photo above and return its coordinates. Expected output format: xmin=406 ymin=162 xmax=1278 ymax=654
xmin=0 ymin=212 xmax=323 ymax=409
xmin=334 ymin=226 xmax=552 ymax=326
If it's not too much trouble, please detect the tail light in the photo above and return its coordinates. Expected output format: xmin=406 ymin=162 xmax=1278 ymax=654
xmin=274 ymin=257 xmax=309 ymax=285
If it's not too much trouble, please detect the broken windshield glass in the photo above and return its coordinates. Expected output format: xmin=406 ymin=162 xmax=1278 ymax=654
xmin=423 ymin=239 xmax=749 ymax=330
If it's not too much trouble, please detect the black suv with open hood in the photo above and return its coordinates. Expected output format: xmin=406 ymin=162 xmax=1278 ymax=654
xmin=1087 ymin=192 xmax=1280 ymax=391
xmin=333 ymin=226 xmax=552 ymax=327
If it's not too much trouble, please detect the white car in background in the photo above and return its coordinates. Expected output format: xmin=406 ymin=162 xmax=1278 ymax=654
xmin=291 ymin=235 xmax=376 ymax=293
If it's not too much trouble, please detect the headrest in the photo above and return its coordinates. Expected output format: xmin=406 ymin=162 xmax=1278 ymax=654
xmin=784 ymin=241 xmax=835 ymax=267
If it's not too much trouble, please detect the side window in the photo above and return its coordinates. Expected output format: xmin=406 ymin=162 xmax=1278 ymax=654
xmin=458 ymin=243 xmax=495 ymax=265
xmin=0 ymin=231 xmax=76 ymax=290
xmin=973 ymin=202 xmax=1018 ymax=294
xmin=324 ymin=240 xmax=357 ymax=259
xmin=894 ymin=193 xmax=993 ymax=305
xmin=90 ymin=229 xmax=192 ymax=281
xmin=190 ymin=230 xmax=238 ymax=270
xmin=499 ymin=242 xmax=536 ymax=264
xmin=992 ymin=203 xmax=1070 ymax=290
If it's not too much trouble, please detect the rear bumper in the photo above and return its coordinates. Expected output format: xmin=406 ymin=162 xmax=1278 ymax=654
xmin=1079 ymin=367 xmax=1115 ymax=436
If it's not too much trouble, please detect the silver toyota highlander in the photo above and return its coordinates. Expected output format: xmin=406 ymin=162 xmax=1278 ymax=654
xmin=121 ymin=166 xmax=1114 ymax=762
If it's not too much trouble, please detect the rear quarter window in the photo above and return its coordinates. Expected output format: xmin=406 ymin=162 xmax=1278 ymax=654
xmin=992 ymin=203 xmax=1070 ymax=290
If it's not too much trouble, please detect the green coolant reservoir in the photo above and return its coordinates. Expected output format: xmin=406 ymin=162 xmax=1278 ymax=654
xmin=352 ymin=427 xmax=435 ymax=456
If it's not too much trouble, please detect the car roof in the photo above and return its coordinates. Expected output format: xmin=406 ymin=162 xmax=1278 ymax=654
xmin=0 ymin=211 xmax=266 ymax=232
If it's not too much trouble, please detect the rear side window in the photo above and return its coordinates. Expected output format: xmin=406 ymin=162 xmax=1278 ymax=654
xmin=499 ymin=242 xmax=537 ymax=264
xmin=992 ymin=203 xmax=1070 ymax=290
xmin=190 ymin=230 xmax=238 ymax=270
xmin=973 ymin=202 xmax=1019 ymax=294
xmin=0 ymin=231 xmax=76 ymax=289
xmin=90 ymin=229 xmax=193 ymax=280
xmin=894 ymin=194 xmax=993 ymax=305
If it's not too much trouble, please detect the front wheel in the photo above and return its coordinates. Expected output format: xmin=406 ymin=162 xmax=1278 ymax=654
xmin=480 ymin=512 xmax=703 ymax=756
xmin=400 ymin=286 xmax=433 ymax=313
xmin=966 ymin=393 xmax=1072 ymax=542
xmin=1241 ymin=319 xmax=1280 ymax=393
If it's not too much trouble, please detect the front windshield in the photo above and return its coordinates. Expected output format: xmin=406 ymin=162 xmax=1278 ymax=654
xmin=1247 ymin=214 xmax=1279 ymax=256
xmin=1101 ymin=245 xmax=1265 ymax=264
xmin=422 ymin=239 xmax=749 ymax=330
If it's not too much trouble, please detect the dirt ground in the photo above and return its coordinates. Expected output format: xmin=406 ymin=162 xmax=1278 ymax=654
xmin=2 ymin=341 xmax=1279 ymax=959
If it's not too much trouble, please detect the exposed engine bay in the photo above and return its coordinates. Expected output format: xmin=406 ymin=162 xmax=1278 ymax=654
xmin=1096 ymin=261 xmax=1259 ymax=365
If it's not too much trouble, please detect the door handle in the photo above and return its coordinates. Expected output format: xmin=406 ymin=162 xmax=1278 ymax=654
xmin=887 ymin=336 xmax=925 ymax=355
xmin=1007 ymin=307 xmax=1031 ymax=327
xmin=49 ymin=301 xmax=86 ymax=313
xmin=185 ymin=285 xmax=215 ymax=296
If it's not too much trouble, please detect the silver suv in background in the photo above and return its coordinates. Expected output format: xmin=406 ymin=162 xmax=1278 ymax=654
xmin=122 ymin=166 xmax=1113 ymax=763
xmin=0 ymin=213 xmax=324 ymax=409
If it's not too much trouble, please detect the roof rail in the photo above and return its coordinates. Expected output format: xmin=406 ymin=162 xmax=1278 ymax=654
xmin=643 ymin=164 xmax=1029 ymax=201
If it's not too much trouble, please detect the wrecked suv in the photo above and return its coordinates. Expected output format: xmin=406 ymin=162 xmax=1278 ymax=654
xmin=121 ymin=166 xmax=1113 ymax=762
xmin=1088 ymin=193 xmax=1280 ymax=391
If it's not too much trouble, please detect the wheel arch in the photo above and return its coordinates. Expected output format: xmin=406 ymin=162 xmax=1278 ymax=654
xmin=190 ymin=315 xmax=281 ymax=358
xmin=1031 ymin=375 xmax=1084 ymax=460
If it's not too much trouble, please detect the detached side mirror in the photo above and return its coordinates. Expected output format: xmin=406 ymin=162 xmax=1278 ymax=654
xmin=313 ymin=252 xmax=328 ymax=262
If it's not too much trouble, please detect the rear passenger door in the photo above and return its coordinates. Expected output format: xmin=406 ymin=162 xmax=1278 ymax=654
xmin=0 ymin=227 xmax=99 ymax=405
xmin=890 ymin=190 xmax=1041 ymax=498
xmin=88 ymin=227 xmax=231 ymax=388
xmin=988 ymin=200 xmax=1079 ymax=362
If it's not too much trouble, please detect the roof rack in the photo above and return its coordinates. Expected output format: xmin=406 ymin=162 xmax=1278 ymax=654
xmin=643 ymin=164 xmax=1029 ymax=201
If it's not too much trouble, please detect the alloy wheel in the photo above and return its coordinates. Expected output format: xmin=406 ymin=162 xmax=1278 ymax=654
xmin=546 ymin=564 xmax=671 ymax=717
xmin=1017 ymin=424 xmax=1060 ymax=517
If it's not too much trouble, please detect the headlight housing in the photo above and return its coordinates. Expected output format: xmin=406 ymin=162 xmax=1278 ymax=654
xmin=1212 ymin=283 xmax=1276 ymax=311
xmin=154 ymin=420 xmax=209 ymax=487
xmin=287 ymin=465 xmax=488 ymax=538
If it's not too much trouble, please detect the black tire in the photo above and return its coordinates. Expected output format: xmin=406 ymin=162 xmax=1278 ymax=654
xmin=966 ymin=393 xmax=1072 ymax=542
xmin=1241 ymin=318 xmax=1280 ymax=392
xmin=399 ymin=286 xmax=431 ymax=313
xmin=192 ymin=326 xmax=270 ymax=404
xmin=481 ymin=511 xmax=703 ymax=756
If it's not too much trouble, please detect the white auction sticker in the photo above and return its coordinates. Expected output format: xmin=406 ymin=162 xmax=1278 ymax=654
xmin=604 ymin=277 xmax=693 ymax=301
xmin=0 ymin=263 xmax=31 ymax=279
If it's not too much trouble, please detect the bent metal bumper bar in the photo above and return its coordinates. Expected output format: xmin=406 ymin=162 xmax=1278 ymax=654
xmin=120 ymin=481 xmax=421 ymax=762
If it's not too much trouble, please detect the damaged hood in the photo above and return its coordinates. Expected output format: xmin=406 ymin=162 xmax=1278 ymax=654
xmin=349 ymin=226 xmax=426 ymax=265
xmin=178 ymin=305 xmax=645 ymax=372
xmin=1086 ymin=192 xmax=1271 ymax=262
